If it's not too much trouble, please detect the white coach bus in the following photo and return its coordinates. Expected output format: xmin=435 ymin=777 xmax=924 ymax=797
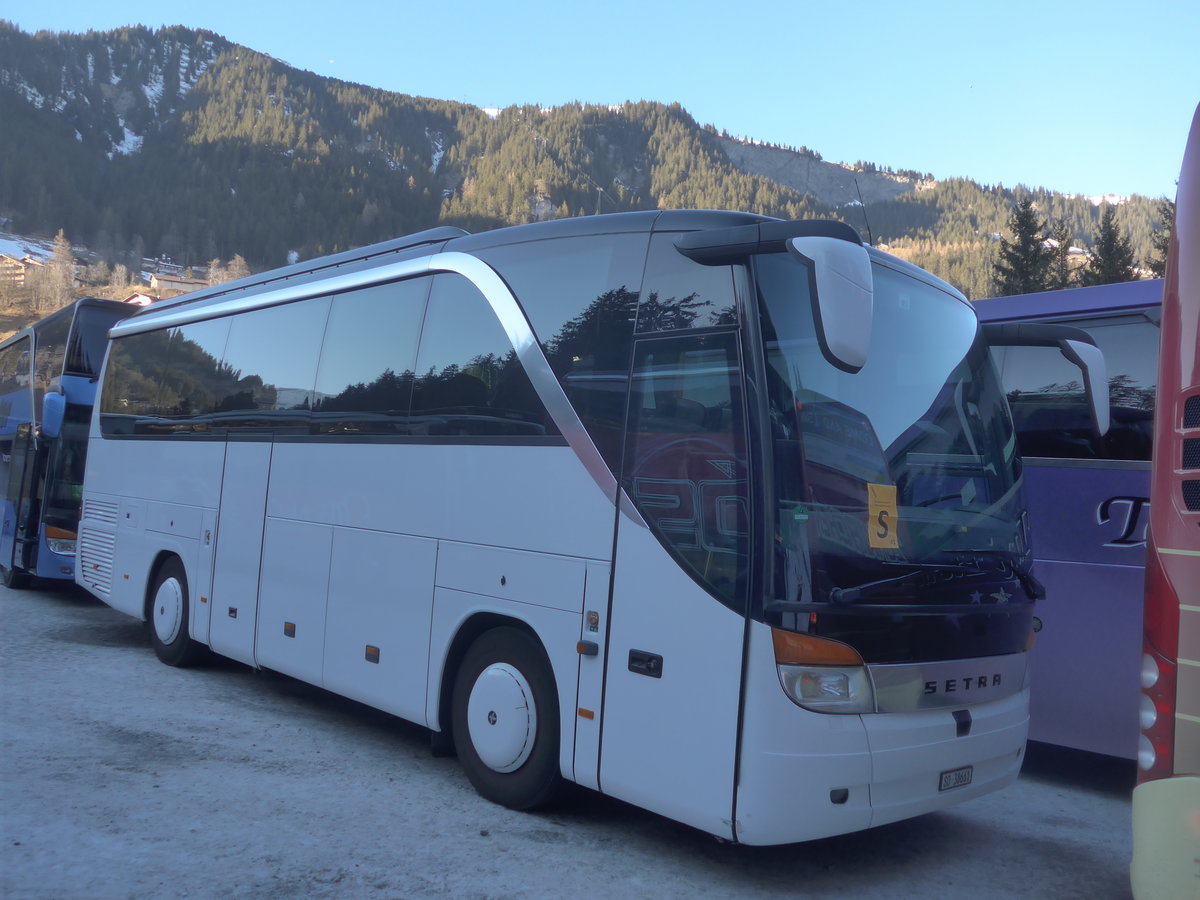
xmin=77 ymin=210 xmax=1106 ymax=844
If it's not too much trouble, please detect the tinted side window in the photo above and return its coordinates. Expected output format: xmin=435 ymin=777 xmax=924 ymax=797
xmin=0 ymin=337 xmax=32 ymax=431
xmin=991 ymin=311 xmax=1158 ymax=461
xmin=33 ymin=309 xmax=71 ymax=409
xmin=477 ymin=233 xmax=647 ymax=466
xmin=216 ymin=299 xmax=331 ymax=431
xmin=67 ymin=306 xmax=133 ymax=377
xmin=636 ymin=233 xmax=738 ymax=333
xmin=313 ymin=279 xmax=428 ymax=435
xmin=100 ymin=320 xmax=232 ymax=435
xmin=412 ymin=274 xmax=558 ymax=439
xmin=159 ymin=319 xmax=235 ymax=421
xmin=624 ymin=332 xmax=750 ymax=610
xmin=101 ymin=330 xmax=173 ymax=434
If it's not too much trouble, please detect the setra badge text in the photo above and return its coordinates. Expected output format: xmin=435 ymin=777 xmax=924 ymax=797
xmin=924 ymin=674 xmax=1002 ymax=695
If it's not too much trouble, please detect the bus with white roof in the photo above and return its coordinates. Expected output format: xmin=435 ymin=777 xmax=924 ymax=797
xmin=76 ymin=210 xmax=1105 ymax=843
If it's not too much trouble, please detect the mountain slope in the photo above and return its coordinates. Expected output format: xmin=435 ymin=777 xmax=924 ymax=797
xmin=0 ymin=22 xmax=1165 ymax=300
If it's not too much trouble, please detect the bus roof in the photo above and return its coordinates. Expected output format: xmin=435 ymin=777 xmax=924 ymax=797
xmin=0 ymin=296 xmax=136 ymax=353
xmin=114 ymin=210 xmax=979 ymax=338
xmin=973 ymin=279 xmax=1164 ymax=323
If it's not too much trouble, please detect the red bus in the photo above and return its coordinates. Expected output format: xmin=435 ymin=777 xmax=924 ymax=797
xmin=1130 ymin=102 xmax=1200 ymax=898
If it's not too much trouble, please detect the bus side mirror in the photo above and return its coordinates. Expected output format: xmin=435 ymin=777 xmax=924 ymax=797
xmin=787 ymin=236 xmax=874 ymax=374
xmin=41 ymin=391 xmax=66 ymax=439
xmin=983 ymin=322 xmax=1110 ymax=437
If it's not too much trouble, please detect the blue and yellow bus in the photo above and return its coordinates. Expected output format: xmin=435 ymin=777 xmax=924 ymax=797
xmin=0 ymin=298 xmax=139 ymax=587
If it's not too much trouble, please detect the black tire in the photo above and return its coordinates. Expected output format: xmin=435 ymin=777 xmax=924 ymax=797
xmin=147 ymin=557 xmax=207 ymax=667
xmin=2 ymin=565 xmax=33 ymax=590
xmin=451 ymin=627 xmax=562 ymax=810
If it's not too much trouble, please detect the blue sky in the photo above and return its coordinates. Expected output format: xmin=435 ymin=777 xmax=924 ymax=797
xmin=5 ymin=1 xmax=1197 ymax=199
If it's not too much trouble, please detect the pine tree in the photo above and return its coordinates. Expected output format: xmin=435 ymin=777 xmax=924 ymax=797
xmin=992 ymin=198 xmax=1048 ymax=296
xmin=1081 ymin=205 xmax=1138 ymax=286
xmin=1148 ymin=197 xmax=1174 ymax=278
xmin=1045 ymin=219 xmax=1075 ymax=290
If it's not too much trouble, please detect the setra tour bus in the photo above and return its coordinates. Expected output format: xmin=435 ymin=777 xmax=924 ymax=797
xmin=0 ymin=297 xmax=140 ymax=587
xmin=975 ymin=278 xmax=1162 ymax=760
xmin=1130 ymin=105 xmax=1200 ymax=898
xmin=76 ymin=211 xmax=1106 ymax=843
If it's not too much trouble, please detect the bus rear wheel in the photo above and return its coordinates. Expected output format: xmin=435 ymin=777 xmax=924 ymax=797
xmin=148 ymin=557 xmax=207 ymax=667
xmin=451 ymin=627 xmax=562 ymax=810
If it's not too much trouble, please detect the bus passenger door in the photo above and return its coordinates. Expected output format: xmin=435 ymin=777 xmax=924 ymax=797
xmin=207 ymin=440 xmax=272 ymax=666
xmin=2 ymin=424 xmax=39 ymax=576
xmin=597 ymin=332 xmax=750 ymax=840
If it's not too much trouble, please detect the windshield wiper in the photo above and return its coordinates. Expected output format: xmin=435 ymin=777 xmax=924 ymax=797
xmin=824 ymin=553 xmax=1043 ymax=605
xmin=826 ymin=561 xmax=989 ymax=605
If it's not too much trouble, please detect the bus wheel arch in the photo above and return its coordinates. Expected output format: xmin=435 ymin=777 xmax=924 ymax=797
xmin=447 ymin=620 xmax=562 ymax=810
xmin=145 ymin=553 xmax=207 ymax=668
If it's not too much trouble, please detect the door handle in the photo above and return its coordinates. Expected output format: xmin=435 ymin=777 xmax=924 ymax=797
xmin=628 ymin=649 xmax=663 ymax=678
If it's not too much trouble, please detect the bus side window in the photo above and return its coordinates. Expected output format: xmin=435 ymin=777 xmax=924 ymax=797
xmin=215 ymin=299 xmax=330 ymax=432
xmin=624 ymin=332 xmax=750 ymax=610
xmin=476 ymin=232 xmax=647 ymax=468
xmin=312 ymin=279 xmax=428 ymax=436
xmin=411 ymin=274 xmax=559 ymax=439
xmin=637 ymin=233 xmax=738 ymax=333
xmin=990 ymin=314 xmax=1158 ymax=461
xmin=100 ymin=329 xmax=177 ymax=434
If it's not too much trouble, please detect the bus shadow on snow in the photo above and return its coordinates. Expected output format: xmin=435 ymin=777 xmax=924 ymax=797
xmin=1021 ymin=740 xmax=1136 ymax=797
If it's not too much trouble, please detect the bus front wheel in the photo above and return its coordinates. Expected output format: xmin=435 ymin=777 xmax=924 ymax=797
xmin=2 ymin=565 xmax=32 ymax=590
xmin=148 ymin=558 xmax=207 ymax=667
xmin=451 ymin=627 xmax=562 ymax=810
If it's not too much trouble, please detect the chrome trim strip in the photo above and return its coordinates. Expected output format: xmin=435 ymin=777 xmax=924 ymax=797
xmin=1022 ymin=457 xmax=1150 ymax=471
xmin=111 ymin=255 xmax=441 ymax=336
xmin=110 ymin=251 xmax=646 ymax=528
xmin=868 ymin=652 xmax=1028 ymax=713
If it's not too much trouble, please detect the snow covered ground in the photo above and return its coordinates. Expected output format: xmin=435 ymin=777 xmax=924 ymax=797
xmin=2 ymin=583 xmax=1136 ymax=899
xmin=0 ymin=231 xmax=53 ymax=262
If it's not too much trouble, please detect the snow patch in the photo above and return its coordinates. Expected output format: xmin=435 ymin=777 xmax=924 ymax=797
xmin=427 ymin=128 xmax=446 ymax=172
xmin=143 ymin=70 xmax=165 ymax=106
xmin=109 ymin=125 xmax=144 ymax=157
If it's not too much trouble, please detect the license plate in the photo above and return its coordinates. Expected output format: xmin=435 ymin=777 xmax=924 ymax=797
xmin=939 ymin=765 xmax=973 ymax=792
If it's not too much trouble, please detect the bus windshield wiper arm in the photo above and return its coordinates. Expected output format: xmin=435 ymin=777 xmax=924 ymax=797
xmin=826 ymin=555 xmax=1043 ymax=605
xmin=827 ymin=561 xmax=989 ymax=604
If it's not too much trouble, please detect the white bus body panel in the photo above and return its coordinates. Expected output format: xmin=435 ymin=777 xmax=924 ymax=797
xmin=209 ymin=441 xmax=272 ymax=666
xmin=79 ymin=439 xmax=226 ymax=621
xmin=572 ymin=560 xmax=611 ymax=791
xmin=255 ymin=517 xmax=332 ymax=683
xmin=323 ymin=527 xmax=437 ymax=723
xmin=598 ymin=518 xmax=744 ymax=840
xmin=80 ymin=431 xmax=615 ymax=786
xmin=734 ymin=622 xmax=1029 ymax=845
xmin=265 ymin=443 xmax=614 ymax=559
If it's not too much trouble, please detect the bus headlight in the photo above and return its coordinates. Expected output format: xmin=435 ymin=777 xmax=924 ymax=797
xmin=772 ymin=628 xmax=876 ymax=714
xmin=777 ymin=664 xmax=875 ymax=713
xmin=45 ymin=526 xmax=77 ymax=556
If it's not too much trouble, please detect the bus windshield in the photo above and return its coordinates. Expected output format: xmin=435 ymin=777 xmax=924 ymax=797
xmin=40 ymin=403 xmax=91 ymax=531
xmin=757 ymin=253 xmax=1031 ymax=661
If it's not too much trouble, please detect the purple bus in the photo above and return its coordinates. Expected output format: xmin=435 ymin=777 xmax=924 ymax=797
xmin=975 ymin=278 xmax=1162 ymax=759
